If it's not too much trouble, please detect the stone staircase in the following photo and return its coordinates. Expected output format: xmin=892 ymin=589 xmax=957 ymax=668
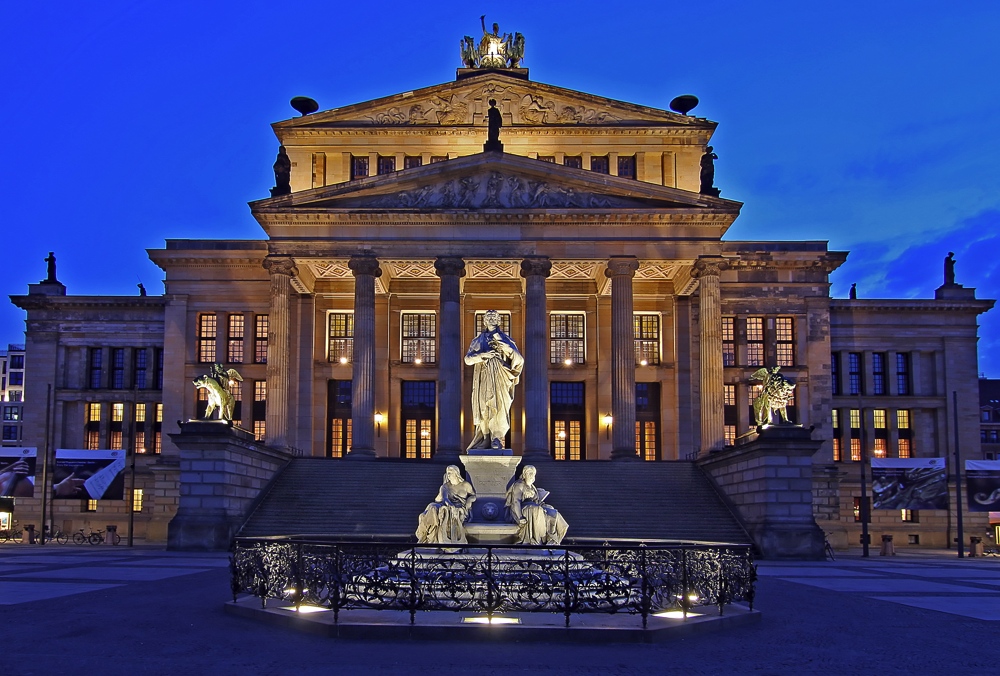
xmin=238 ymin=458 xmax=752 ymax=545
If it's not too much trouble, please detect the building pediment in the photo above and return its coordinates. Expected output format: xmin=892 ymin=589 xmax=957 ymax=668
xmin=252 ymin=152 xmax=740 ymax=214
xmin=274 ymin=71 xmax=711 ymax=130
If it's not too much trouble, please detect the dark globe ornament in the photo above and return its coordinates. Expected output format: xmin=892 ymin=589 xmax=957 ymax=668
xmin=290 ymin=96 xmax=319 ymax=116
xmin=669 ymin=95 xmax=699 ymax=116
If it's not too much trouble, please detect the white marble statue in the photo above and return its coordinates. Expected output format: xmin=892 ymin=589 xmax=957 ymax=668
xmin=416 ymin=465 xmax=477 ymax=545
xmin=505 ymin=465 xmax=568 ymax=545
xmin=464 ymin=310 xmax=524 ymax=450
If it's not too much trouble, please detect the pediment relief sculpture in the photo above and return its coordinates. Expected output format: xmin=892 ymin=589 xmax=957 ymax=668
xmin=337 ymin=171 xmax=646 ymax=210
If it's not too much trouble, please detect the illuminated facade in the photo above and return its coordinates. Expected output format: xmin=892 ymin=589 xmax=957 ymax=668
xmin=9 ymin=64 xmax=994 ymax=548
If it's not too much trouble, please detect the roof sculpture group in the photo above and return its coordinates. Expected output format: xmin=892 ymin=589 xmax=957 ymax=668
xmin=461 ymin=16 xmax=524 ymax=69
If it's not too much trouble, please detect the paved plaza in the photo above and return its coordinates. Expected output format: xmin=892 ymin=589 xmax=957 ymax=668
xmin=1 ymin=543 xmax=997 ymax=675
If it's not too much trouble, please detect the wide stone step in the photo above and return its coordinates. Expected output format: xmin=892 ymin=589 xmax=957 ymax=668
xmin=238 ymin=458 xmax=751 ymax=545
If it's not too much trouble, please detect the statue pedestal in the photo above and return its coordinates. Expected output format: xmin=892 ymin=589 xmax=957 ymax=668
xmin=467 ymin=447 xmax=513 ymax=456
xmin=462 ymin=456 xmax=519 ymax=544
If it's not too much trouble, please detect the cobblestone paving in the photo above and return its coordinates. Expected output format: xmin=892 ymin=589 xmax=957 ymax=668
xmin=1 ymin=544 xmax=997 ymax=675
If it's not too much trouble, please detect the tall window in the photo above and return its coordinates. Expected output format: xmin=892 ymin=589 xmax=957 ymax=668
xmin=873 ymin=409 xmax=887 ymax=458
xmin=617 ymin=155 xmax=636 ymax=179
xmin=848 ymin=352 xmax=863 ymax=395
xmin=89 ymin=348 xmax=103 ymax=389
xmin=227 ymin=314 xmax=244 ymax=363
xmin=401 ymin=381 xmax=435 ymax=459
xmin=254 ymin=315 xmax=269 ymax=364
xmin=563 ymin=156 xmax=583 ymax=169
xmin=872 ymin=353 xmax=886 ymax=395
xmin=134 ymin=349 xmax=147 ymax=389
xmin=634 ymin=314 xmax=660 ymax=366
xmin=401 ymin=312 xmax=436 ymax=364
xmin=403 ymin=156 xmax=422 ymax=169
xmin=832 ymin=409 xmax=842 ymax=461
xmin=111 ymin=348 xmax=126 ymax=389
xmin=134 ymin=403 xmax=147 ymax=454
xmin=153 ymin=403 xmax=163 ymax=453
xmin=132 ymin=488 xmax=144 ymax=513
xmin=831 ymin=352 xmax=841 ymax=396
xmin=550 ymin=313 xmax=585 ymax=365
xmin=775 ymin=317 xmax=794 ymax=367
xmin=722 ymin=317 xmax=735 ymax=367
xmin=551 ymin=382 xmax=585 ymax=461
xmin=896 ymin=353 xmax=911 ymax=395
xmin=897 ymin=409 xmax=912 ymax=458
xmin=154 ymin=349 xmax=164 ymax=390
xmin=253 ymin=381 xmax=267 ymax=442
xmin=350 ymin=155 xmax=369 ymax=180
xmin=328 ymin=312 xmax=354 ymax=364
xmin=849 ymin=408 xmax=861 ymax=462
xmin=197 ymin=314 xmax=217 ymax=363
xmin=724 ymin=385 xmax=737 ymax=446
xmin=746 ymin=317 xmax=764 ymax=366
xmin=590 ymin=155 xmax=609 ymax=173
xmin=327 ymin=380 xmax=352 ymax=458
xmin=85 ymin=403 xmax=101 ymax=450
xmin=377 ymin=155 xmax=396 ymax=175
xmin=109 ymin=402 xmax=124 ymax=450
xmin=635 ymin=383 xmax=660 ymax=461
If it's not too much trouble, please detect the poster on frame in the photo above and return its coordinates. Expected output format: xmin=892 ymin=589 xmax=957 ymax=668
xmin=871 ymin=458 xmax=947 ymax=510
xmin=0 ymin=447 xmax=36 ymax=497
xmin=52 ymin=449 xmax=126 ymax=501
xmin=966 ymin=460 xmax=1000 ymax=512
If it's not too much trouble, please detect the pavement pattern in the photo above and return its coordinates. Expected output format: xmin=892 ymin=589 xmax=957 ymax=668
xmin=1 ymin=543 xmax=997 ymax=675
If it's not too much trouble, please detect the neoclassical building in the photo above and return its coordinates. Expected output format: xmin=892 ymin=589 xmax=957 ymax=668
xmin=9 ymin=52 xmax=993 ymax=549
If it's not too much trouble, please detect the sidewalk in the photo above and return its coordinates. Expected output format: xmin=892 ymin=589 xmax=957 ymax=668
xmin=1 ymin=545 xmax=997 ymax=675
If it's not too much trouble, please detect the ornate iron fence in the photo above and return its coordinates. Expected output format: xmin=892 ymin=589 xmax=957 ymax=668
xmin=230 ymin=536 xmax=756 ymax=628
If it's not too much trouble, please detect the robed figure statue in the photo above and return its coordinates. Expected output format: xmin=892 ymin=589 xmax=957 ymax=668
xmin=465 ymin=310 xmax=524 ymax=450
xmin=505 ymin=465 xmax=569 ymax=545
xmin=416 ymin=465 xmax=477 ymax=545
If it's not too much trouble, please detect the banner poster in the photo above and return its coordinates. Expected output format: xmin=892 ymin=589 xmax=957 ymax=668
xmin=52 ymin=449 xmax=126 ymax=501
xmin=871 ymin=458 xmax=948 ymax=510
xmin=966 ymin=460 xmax=1000 ymax=513
xmin=0 ymin=447 xmax=37 ymax=498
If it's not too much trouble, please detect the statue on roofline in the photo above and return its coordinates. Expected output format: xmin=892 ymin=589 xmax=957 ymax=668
xmin=944 ymin=252 xmax=956 ymax=286
xmin=460 ymin=17 xmax=524 ymax=69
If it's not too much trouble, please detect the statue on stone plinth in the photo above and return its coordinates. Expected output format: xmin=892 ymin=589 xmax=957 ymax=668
xmin=193 ymin=364 xmax=243 ymax=422
xmin=271 ymin=146 xmax=291 ymax=197
xmin=849 ymin=283 xmax=857 ymax=299
xmin=505 ymin=465 xmax=568 ymax=545
xmin=944 ymin=252 xmax=956 ymax=285
xmin=484 ymin=99 xmax=503 ymax=152
xmin=478 ymin=16 xmax=509 ymax=68
xmin=749 ymin=366 xmax=796 ymax=427
xmin=43 ymin=251 xmax=57 ymax=283
xmin=416 ymin=465 xmax=477 ymax=545
xmin=700 ymin=146 xmax=721 ymax=197
xmin=465 ymin=310 xmax=524 ymax=450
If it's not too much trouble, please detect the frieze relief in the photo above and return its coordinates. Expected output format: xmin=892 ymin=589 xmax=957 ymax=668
xmin=354 ymin=83 xmax=641 ymax=127
xmin=343 ymin=171 xmax=642 ymax=210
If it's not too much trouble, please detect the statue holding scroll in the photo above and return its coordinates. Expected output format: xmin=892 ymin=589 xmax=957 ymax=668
xmin=465 ymin=310 xmax=524 ymax=450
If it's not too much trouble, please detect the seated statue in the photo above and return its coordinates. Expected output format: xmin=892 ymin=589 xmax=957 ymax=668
xmin=505 ymin=465 xmax=568 ymax=545
xmin=416 ymin=465 xmax=477 ymax=545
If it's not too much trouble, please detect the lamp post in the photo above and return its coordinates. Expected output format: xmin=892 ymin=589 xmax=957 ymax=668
xmin=374 ymin=412 xmax=384 ymax=438
xmin=953 ymin=391 xmax=965 ymax=558
xmin=857 ymin=398 xmax=870 ymax=558
xmin=603 ymin=414 xmax=613 ymax=440
xmin=38 ymin=384 xmax=52 ymax=546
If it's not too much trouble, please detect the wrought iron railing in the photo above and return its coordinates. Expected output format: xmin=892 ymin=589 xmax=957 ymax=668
xmin=230 ymin=536 xmax=756 ymax=628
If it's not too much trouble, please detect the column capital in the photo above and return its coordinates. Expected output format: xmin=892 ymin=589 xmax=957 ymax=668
xmin=520 ymin=257 xmax=552 ymax=279
xmin=605 ymin=256 xmax=639 ymax=279
xmin=692 ymin=256 xmax=730 ymax=279
xmin=434 ymin=256 xmax=466 ymax=278
xmin=263 ymin=256 xmax=298 ymax=277
xmin=348 ymin=255 xmax=382 ymax=278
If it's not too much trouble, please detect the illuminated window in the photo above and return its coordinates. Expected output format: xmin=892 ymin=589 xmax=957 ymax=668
xmin=253 ymin=382 xmax=267 ymax=442
xmin=850 ymin=438 xmax=861 ymax=462
xmin=328 ymin=312 xmax=354 ymax=363
xmin=724 ymin=385 xmax=737 ymax=446
xmin=873 ymin=439 xmax=887 ymax=458
xmin=896 ymin=353 xmax=911 ymax=395
xmin=550 ymin=313 xmax=585 ymax=365
xmin=153 ymin=403 xmax=163 ymax=453
xmin=775 ymin=317 xmax=794 ymax=366
xmin=555 ymin=420 xmax=582 ymax=461
xmin=833 ymin=437 xmax=843 ymax=462
xmin=132 ymin=488 xmax=144 ymax=512
xmin=88 ymin=402 xmax=102 ymax=423
xmin=401 ymin=312 xmax=436 ymax=364
xmin=873 ymin=409 xmax=886 ymax=429
xmin=227 ymin=314 xmax=244 ymax=363
xmin=853 ymin=497 xmax=870 ymax=523
xmin=900 ymin=509 xmax=917 ymax=522
xmin=724 ymin=425 xmax=737 ymax=447
xmin=377 ymin=155 xmax=396 ymax=175
xmin=746 ymin=317 xmax=764 ymax=366
xmin=85 ymin=403 xmax=101 ymax=449
xmin=635 ymin=383 xmax=660 ymax=461
xmin=590 ymin=155 xmax=609 ymax=174
xmin=551 ymin=382 xmax=585 ymax=461
xmin=401 ymin=381 xmax=435 ymax=459
xmin=254 ymin=315 xmax=269 ymax=364
xmin=896 ymin=409 xmax=910 ymax=429
xmin=722 ymin=317 xmax=735 ymax=366
xmin=617 ymin=155 xmax=636 ymax=179
xmin=112 ymin=403 xmax=124 ymax=422
xmin=111 ymin=348 xmax=126 ymax=389
xmin=90 ymin=348 xmax=103 ymax=389
xmin=84 ymin=499 xmax=98 ymax=512
xmin=848 ymin=352 xmax=862 ymax=395
xmin=872 ymin=353 xmax=887 ymax=395
xmin=254 ymin=420 xmax=266 ymax=442
xmin=633 ymin=314 xmax=660 ymax=366
xmin=134 ymin=431 xmax=146 ymax=454
xmin=897 ymin=438 xmax=911 ymax=459
xmin=327 ymin=380 xmax=352 ymax=458
xmin=724 ymin=385 xmax=736 ymax=406
xmin=350 ymin=155 xmax=369 ymax=180
xmin=197 ymin=314 xmax=217 ymax=363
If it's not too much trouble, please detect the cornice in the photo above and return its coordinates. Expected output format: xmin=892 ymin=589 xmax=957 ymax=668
xmin=254 ymin=212 xmax=737 ymax=226
xmin=279 ymin=127 xmax=709 ymax=139
xmin=830 ymin=299 xmax=995 ymax=314
xmin=10 ymin=296 xmax=167 ymax=311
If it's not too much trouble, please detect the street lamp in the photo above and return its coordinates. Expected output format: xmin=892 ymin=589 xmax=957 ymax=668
xmin=374 ymin=412 xmax=384 ymax=437
xmin=603 ymin=414 xmax=613 ymax=440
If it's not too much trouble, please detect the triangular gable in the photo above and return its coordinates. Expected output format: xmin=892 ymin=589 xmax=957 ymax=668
xmin=252 ymin=152 xmax=740 ymax=213
xmin=275 ymin=71 xmax=711 ymax=129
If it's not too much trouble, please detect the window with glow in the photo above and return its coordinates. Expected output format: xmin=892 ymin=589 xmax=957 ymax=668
xmin=633 ymin=314 xmax=660 ymax=365
xmin=746 ymin=317 xmax=764 ymax=366
xmin=635 ymin=382 xmax=660 ymax=461
xmin=722 ymin=317 xmax=735 ymax=366
xmin=328 ymin=312 xmax=354 ymax=363
xmin=550 ymin=313 xmax=585 ymax=365
xmin=228 ymin=314 xmax=244 ymax=363
xmin=401 ymin=312 xmax=436 ymax=364
xmin=551 ymin=382 xmax=585 ymax=461
xmin=775 ymin=317 xmax=794 ymax=366
xmin=197 ymin=314 xmax=217 ymax=363
xmin=723 ymin=385 xmax=737 ymax=447
xmin=327 ymin=380 xmax=352 ymax=458
xmin=254 ymin=315 xmax=269 ymax=364
xmin=132 ymin=488 xmax=143 ymax=512
xmin=401 ymin=381 xmax=435 ymax=460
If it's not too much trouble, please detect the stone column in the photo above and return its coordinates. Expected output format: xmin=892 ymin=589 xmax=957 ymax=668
xmin=606 ymin=257 xmax=640 ymax=461
xmin=521 ymin=257 xmax=553 ymax=461
xmin=694 ymin=256 xmax=729 ymax=456
xmin=434 ymin=257 xmax=465 ymax=463
xmin=346 ymin=255 xmax=381 ymax=459
xmin=263 ymin=257 xmax=297 ymax=450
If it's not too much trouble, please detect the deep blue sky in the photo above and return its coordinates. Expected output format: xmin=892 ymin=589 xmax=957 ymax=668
xmin=2 ymin=2 xmax=998 ymax=375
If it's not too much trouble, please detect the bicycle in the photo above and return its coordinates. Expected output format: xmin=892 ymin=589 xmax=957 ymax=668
xmin=86 ymin=528 xmax=121 ymax=546
xmin=73 ymin=528 xmax=111 ymax=545
xmin=1 ymin=526 xmax=24 ymax=543
xmin=823 ymin=532 xmax=836 ymax=561
xmin=42 ymin=527 xmax=70 ymax=545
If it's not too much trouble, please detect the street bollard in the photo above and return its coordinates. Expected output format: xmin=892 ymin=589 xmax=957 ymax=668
xmin=879 ymin=534 xmax=895 ymax=556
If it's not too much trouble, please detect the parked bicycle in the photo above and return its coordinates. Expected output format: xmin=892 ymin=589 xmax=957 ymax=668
xmin=42 ymin=526 xmax=70 ymax=545
xmin=1 ymin=526 xmax=24 ymax=543
xmin=824 ymin=532 xmax=836 ymax=561
xmin=73 ymin=527 xmax=118 ymax=545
